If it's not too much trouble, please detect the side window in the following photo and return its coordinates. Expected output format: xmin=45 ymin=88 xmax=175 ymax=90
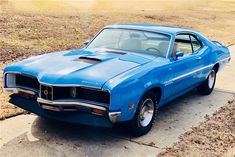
xmin=172 ymin=34 xmax=192 ymax=57
xmin=190 ymin=35 xmax=202 ymax=52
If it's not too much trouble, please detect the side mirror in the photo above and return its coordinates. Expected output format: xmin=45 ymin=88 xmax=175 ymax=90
xmin=175 ymin=51 xmax=184 ymax=59
xmin=83 ymin=40 xmax=90 ymax=46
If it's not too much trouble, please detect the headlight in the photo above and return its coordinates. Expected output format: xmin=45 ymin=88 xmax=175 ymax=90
xmin=5 ymin=73 xmax=16 ymax=88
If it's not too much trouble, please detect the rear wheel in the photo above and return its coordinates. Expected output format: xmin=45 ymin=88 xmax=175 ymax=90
xmin=127 ymin=92 xmax=157 ymax=137
xmin=197 ymin=69 xmax=216 ymax=95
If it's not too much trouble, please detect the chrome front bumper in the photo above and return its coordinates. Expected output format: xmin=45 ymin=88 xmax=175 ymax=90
xmin=3 ymin=87 xmax=36 ymax=95
xmin=3 ymin=87 xmax=121 ymax=123
xmin=37 ymin=98 xmax=107 ymax=111
xmin=38 ymin=98 xmax=121 ymax=123
xmin=108 ymin=112 xmax=121 ymax=123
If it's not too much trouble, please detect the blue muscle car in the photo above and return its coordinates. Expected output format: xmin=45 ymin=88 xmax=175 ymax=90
xmin=3 ymin=24 xmax=231 ymax=136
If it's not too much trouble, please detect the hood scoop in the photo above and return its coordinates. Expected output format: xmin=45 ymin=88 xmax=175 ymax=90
xmin=75 ymin=56 xmax=102 ymax=64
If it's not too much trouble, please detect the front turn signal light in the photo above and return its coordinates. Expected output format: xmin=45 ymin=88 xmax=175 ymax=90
xmin=92 ymin=109 xmax=104 ymax=116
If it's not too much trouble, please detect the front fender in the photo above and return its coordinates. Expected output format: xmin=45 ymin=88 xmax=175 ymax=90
xmin=103 ymin=66 xmax=166 ymax=122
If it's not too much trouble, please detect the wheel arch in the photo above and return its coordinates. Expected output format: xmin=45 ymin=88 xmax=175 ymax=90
xmin=213 ymin=63 xmax=220 ymax=73
xmin=142 ymin=86 xmax=162 ymax=104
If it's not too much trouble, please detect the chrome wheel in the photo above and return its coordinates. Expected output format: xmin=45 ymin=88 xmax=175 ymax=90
xmin=139 ymin=98 xmax=155 ymax=127
xmin=208 ymin=70 xmax=215 ymax=89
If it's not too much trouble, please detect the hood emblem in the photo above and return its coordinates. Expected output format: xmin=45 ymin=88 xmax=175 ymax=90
xmin=71 ymin=87 xmax=77 ymax=98
xmin=43 ymin=90 xmax=49 ymax=95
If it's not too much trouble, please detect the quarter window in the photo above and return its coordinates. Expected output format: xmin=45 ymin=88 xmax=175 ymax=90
xmin=190 ymin=35 xmax=202 ymax=52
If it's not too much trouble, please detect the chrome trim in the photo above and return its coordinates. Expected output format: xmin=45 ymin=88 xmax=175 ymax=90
xmin=3 ymin=87 xmax=36 ymax=95
xmin=164 ymin=64 xmax=214 ymax=85
xmin=172 ymin=64 xmax=213 ymax=81
xmin=5 ymin=73 xmax=16 ymax=88
xmin=40 ymin=105 xmax=61 ymax=112
xmin=219 ymin=57 xmax=230 ymax=63
xmin=51 ymin=98 xmax=108 ymax=107
xmin=39 ymin=82 xmax=111 ymax=102
xmin=3 ymin=71 xmax=21 ymax=88
xmin=139 ymin=98 xmax=154 ymax=127
xmin=51 ymin=84 xmax=54 ymax=100
xmin=108 ymin=111 xmax=121 ymax=123
xmin=37 ymin=98 xmax=107 ymax=111
xmin=39 ymin=83 xmax=42 ymax=98
xmin=39 ymin=83 xmax=111 ymax=104
xmin=15 ymin=85 xmax=39 ymax=93
xmin=3 ymin=72 xmax=39 ymax=92
xmin=40 ymin=84 xmax=53 ymax=100
xmin=170 ymin=31 xmax=206 ymax=59
xmin=166 ymin=33 xmax=174 ymax=59
xmin=40 ymin=82 xmax=103 ymax=90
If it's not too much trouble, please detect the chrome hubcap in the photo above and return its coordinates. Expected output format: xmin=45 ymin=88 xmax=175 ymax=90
xmin=139 ymin=98 xmax=155 ymax=127
xmin=208 ymin=70 xmax=215 ymax=89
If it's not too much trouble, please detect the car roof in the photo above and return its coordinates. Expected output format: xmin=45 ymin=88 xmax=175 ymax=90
xmin=104 ymin=24 xmax=196 ymax=36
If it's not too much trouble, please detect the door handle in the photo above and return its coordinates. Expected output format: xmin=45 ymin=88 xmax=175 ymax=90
xmin=196 ymin=56 xmax=202 ymax=60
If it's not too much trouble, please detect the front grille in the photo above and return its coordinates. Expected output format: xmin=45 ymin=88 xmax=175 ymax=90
xmin=40 ymin=84 xmax=53 ymax=100
xmin=12 ymin=73 xmax=110 ymax=105
xmin=15 ymin=74 xmax=39 ymax=91
xmin=53 ymin=87 xmax=110 ymax=104
xmin=6 ymin=73 xmax=110 ymax=105
xmin=40 ymin=85 xmax=110 ymax=105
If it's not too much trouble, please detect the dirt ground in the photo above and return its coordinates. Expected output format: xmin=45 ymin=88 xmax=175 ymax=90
xmin=159 ymin=97 xmax=235 ymax=157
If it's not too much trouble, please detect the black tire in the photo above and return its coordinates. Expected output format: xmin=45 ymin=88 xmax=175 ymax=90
xmin=127 ymin=91 xmax=157 ymax=137
xmin=197 ymin=69 xmax=216 ymax=95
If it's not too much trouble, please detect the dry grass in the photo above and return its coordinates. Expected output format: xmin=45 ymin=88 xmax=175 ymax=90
xmin=159 ymin=98 xmax=235 ymax=157
xmin=0 ymin=0 xmax=235 ymax=118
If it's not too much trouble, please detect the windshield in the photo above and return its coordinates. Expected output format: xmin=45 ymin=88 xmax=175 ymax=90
xmin=87 ymin=28 xmax=171 ymax=58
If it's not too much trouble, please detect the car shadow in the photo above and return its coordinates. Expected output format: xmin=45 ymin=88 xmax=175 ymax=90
xmin=31 ymin=116 xmax=128 ymax=141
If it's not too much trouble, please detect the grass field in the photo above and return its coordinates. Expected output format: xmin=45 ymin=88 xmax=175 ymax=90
xmin=0 ymin=0 xmax=235 ymax=117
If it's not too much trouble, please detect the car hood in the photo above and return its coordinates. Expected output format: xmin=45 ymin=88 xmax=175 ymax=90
xmin=5 ymin=48 xmax=154 ymax=88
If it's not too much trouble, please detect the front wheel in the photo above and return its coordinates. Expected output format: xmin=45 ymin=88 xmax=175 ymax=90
xmin=127 ymin=92 xmax=157 ymax=137
xmin=197 ymin=69 xmax=216 ymax=95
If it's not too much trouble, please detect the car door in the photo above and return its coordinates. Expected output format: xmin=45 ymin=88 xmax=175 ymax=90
xmin=168 ymin=33 xmax=203 ymax=97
